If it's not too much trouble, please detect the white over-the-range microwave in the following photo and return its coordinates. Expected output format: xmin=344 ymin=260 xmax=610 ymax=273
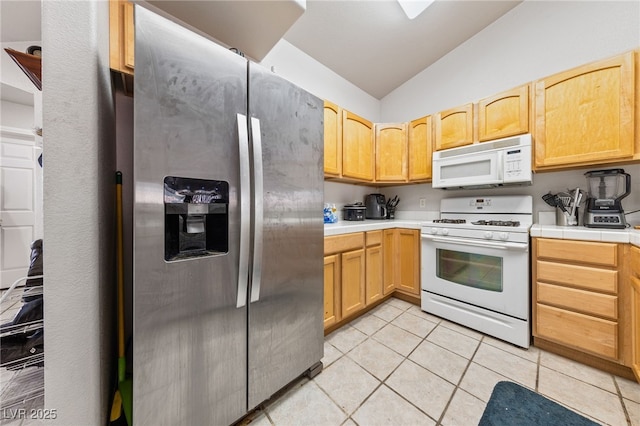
xmin=432 ymin=134 xmax=532 ymax=189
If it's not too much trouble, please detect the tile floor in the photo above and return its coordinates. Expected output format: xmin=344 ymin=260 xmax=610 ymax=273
xmin=2 ymin=296 xmax=639 ymax=425
xmin=245 ymin=297 xmax=640 ymax=426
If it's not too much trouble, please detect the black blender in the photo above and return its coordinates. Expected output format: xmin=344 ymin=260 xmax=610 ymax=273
xmin=583 ymin=168 xmax=631 ymax=229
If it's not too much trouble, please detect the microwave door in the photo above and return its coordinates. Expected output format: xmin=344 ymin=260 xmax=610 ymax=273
xmin=434 ymin=152 xmax=502 ymax=188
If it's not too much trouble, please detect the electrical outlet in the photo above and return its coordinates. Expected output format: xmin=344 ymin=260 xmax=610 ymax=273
xmin=419 ymin=198 xmax=426 ymax=208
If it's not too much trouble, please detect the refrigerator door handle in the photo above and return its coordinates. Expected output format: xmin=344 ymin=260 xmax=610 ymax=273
xmin=236 ymin=113 xmax=250 ymax=308
xmin=250 ymin=117 xmax=263 ymax=303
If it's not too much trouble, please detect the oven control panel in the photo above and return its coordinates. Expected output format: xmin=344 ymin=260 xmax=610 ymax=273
xmin=469 ymin=198 xmax=491 ymax=208
xmin=422 ymin=226 xmax=529 ymax=244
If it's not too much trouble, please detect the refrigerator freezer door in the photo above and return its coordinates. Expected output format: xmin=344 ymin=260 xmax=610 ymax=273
xmin=133 ymin=7 xmax=248 ymax=425
xmin=246 ymin=63 xmax=325 ymax=409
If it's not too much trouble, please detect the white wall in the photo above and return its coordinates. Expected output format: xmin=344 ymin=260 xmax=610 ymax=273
xmin=42 ymin=1 xmax=115 ymax=424
xmin=377 ymin=0 xmax=640 ymax=224
xmin=0 ymin=99 xmax=34 ymax=128
xmin=261 ymin=39 xmax=380 ymax=122
xmin=381 ymin=1 xmax=640 ymax=121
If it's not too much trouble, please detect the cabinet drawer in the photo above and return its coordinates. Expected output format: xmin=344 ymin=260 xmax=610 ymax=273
xmin=324 ymin=233 xmax=364 ymax=255
xmin=536 ymin=304 xmax=618 ymax=360
xmin=536 ymin=238 xmax=618 ymax=267
xmin=536 ymin=260 xmax=618 ymax=293
xmin=537 ymin=282 xmax=618 ymax=320
xmin=366 ymin=230 xmax=383 ymax=246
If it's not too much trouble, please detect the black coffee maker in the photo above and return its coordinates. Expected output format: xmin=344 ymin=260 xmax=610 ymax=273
xmin=583 ymin=168 xmax=630 ymax=229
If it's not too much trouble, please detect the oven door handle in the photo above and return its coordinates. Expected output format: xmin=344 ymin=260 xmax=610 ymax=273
xmin=422 ymin=234 xmax=528 ymax=251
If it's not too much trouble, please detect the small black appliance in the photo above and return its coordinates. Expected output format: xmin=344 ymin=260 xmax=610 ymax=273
xmin=583 ymin=168 xmax=630 ymax=229
xmin=343 ymin=203 xmax=366 ymax=221
xmin=365 ymin=194 xmax=387 ymax=219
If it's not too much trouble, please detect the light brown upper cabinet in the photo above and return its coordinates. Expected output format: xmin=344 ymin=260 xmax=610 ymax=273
xmin=477 ymin=85 xmax=530 ymax=142
xmin=109 ymin=0 xmax=135 ymax=94
xmin=375 ymin=122 xmax=408 ymax=183
xmin=434 ymin=103 xmax=474 ymax=151
xmin=534 ymin=51 xmax=637 ymax=170
xmin=342 ymin=111 xmax=374 ymax=182
xmin=408 ymin=115 xmax=432 ymax=182
xmin=323 ymin=101 xmax=343 ymax=177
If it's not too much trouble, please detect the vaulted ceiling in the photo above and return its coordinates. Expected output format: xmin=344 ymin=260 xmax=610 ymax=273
xmin=0 ymin=0 xmax=522 ymax=99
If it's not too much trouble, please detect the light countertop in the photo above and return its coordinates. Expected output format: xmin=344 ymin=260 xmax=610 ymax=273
xmin=324 ymin=220 xmax=422 ymax=236
xmin=530 ymin=224 xmax=640 ymax=246
xmin=325 ymin=221 xmax=640 ymax=247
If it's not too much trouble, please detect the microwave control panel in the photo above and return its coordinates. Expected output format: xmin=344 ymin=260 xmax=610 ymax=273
xmin=503 ymin=145 xmax=532 ymax=183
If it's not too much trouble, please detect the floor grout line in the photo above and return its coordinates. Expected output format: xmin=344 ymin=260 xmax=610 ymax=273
xmin=274 ymin=298 xmax=638 ymax=426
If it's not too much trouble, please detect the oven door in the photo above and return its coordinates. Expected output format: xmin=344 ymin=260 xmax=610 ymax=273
xmin=421 ymin=233 xmax=529 ymax=319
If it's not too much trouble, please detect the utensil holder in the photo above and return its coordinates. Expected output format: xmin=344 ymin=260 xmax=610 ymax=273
xmin=556 ymin=208 xmax=578 ymax=226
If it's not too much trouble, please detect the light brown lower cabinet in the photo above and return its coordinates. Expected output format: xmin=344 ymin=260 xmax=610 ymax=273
xmin=630 ymin=245 xmax=640 ymax=381
xmin=365 ymin=231 xmax=384 ymax=305
xmin=533 ymin=238 xmax=638 ymax=381
xmin=383 ymin=230 xmax=396 ymax=295
xmin=324 ymin=228 xmax=420 ymax=332
xmin=323 ymin=254 xmax=340 ymax=329
xmin=341 ymin=249 xmax=366 ymax=319
xmin=324 ymin=233 xmax=365 ymax=328
xmin=384 ymin=228 xmax=421 ymax=296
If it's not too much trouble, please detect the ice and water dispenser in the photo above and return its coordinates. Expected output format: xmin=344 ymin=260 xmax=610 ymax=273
xmin=164 ymin=176 xmax=229 ymax=261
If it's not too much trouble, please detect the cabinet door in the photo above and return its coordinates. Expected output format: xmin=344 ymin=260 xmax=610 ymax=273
xmin=324 ymin=254 xmax=341 ymax=329
xmin=408 ymin=115 xmax=432 ymax=182
xmin=109 ymin=0 xmax=135 ymax=74
xmin=478 ymin=85 xmax=529 ymax=141
xmin=631 ymin=246 xmax=640 ymax=381
xmin=395 ymin=229 xmax=420 ymax=295
xmin=383 ymin=229 xmax=396 ymax=295
xmin=324 ymin=101 xmax=342 ymax=177
xmin=341 ymin=249 xmax=366 ymax=319
xmin=434 ymin=104 xmax=474 ymax=151
xmin=534 ymin=51 xmax=635 ymax=169
xmin=375 ymin=123 xmax=408 ymax=183
xmin=630 ymin=274 xmax=640 ymax=381
xmin=342 ymin=111 xmax=374 ymax=181
xmin=366 ymin=245 xmax=384 ymax=305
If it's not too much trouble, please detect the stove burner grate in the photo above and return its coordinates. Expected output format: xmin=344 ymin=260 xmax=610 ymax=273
xmin=471 ymin=220 xmax=520 ymax=227
xmin=433 ymin=219 xmax=466 ymax=224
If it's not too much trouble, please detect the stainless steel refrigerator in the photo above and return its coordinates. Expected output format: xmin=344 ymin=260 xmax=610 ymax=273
xmin=132 ymin=7 xmax=324 ymax=425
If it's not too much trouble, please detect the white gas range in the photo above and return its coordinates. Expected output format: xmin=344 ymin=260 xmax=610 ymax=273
xmin=421 ymin=195 xmax=532 ymax=348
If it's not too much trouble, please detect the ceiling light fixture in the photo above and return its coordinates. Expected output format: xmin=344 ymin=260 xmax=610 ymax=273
xmin=397 ymin=0 xmax=435 ymax=19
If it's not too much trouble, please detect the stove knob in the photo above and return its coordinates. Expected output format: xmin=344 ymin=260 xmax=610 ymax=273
xmin=441 ymin=229 xmax=449 ymax=236
xmin=484 ymin=231 xmax=493 ymax=239
xmin=499 ymin=232 xmax=509 ymax=240
xmin=430 ymin=227 xmax=438 ymax=234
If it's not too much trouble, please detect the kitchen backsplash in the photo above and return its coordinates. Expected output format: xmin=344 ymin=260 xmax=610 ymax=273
xmin=324 ymin=163 xmax=640 ymax=225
